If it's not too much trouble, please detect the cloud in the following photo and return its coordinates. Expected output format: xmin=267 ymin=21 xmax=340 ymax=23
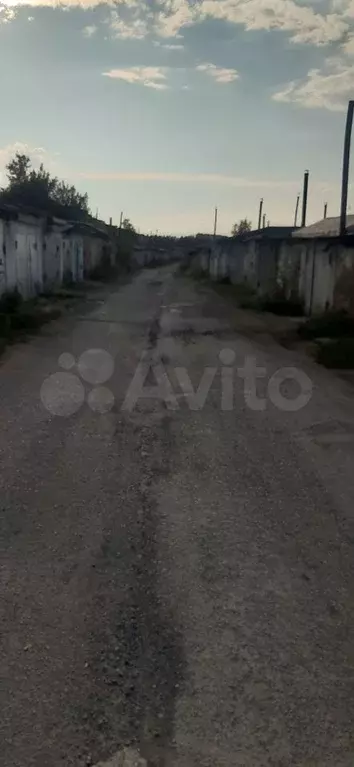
xmin=153 ymin=40 xmax=184 ymax=50
xmin=196 ymin=62 xmax=239 ymax=83
xmin=82 ymin=24 xmax=97 ymax=37
xmin=109 ymin=8 xmax=149 ymax=39
xmin=77 ymin=170 xmax=315 ymax=187
xmin=0 ymin=142 xmax=53 ymax=166
xmin=274 ymin=58 xmax=354 ymax=110
xmin=102 ymin=66 xmax=168 ymax=89
xmin=0 ymin=0 xmax=349 ymax=48
xmin=273 ymin=14 xmax=354 ymax=112
xmin=199 ymin=0 xmax=348 ymax=45
xmin=0 ymin=6 xmax=17 ymax=23
xmin=0 ymin=142 xmax=58 ymax=184
xmin=154 ymin=0 xmax=197 ymax=37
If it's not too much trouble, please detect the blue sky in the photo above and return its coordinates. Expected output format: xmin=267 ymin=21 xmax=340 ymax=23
xmin=0 ymin=0 xmax=354 ymax=234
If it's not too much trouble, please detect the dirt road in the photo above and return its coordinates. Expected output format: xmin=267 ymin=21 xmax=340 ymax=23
xmin=1 ymin=266 xmax=354 ymax=766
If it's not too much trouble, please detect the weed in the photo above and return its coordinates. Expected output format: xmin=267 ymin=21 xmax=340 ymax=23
xmin=316 ymin=338 xmax=354 ymax=369
xmin=0 ymin=289 xmax=23 ymax=314
xmin=299 ymin=310 xmax=354 ymax=340
xmin=260 ymin=296 xmax=304 ymax=317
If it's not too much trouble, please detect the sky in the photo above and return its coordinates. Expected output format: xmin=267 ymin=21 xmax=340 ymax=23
xmin=0 ymin=0 xmax=354 ymax=235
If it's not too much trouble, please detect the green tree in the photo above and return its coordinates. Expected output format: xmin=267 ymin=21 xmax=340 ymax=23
xmin=1 ymin=152 xmax=90 ymax=221
xmin=231 ymin=218 xmax=252 ymax=237
xmin=6 ymin=153 xmax=31 ymax=186
xmin=121 ymin=217 xmax=136 ymax=234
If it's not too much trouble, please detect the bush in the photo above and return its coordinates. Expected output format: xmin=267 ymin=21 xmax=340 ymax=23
xmin=299 ymin=310 xmax=354 ymax=340
xmin=316 ymin=338 xmax=354 ymax=368
xmin=260 ymin=296 xmax=304 ymax=317
xmin=190 ymin=266 xmax=208 ymax=280
xmin=0 ymin=313 xmax=11 ymax=336
xmin=89 ymin=262 xmax=118 ymax=281
xmin=10 ymin=309 xmax=44 ymax=331
xmin=0 ymin=289 xmax=23 ymax=314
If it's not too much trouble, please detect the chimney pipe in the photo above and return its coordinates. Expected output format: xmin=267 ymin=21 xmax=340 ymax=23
xmin=258 ymin=198 xmax=264 ymax=230
xmin=301 ymin=170 xmax=309 ymax=229
xmin=294 ymin=195 xmax=300 ymax=227
xmin=213 ymin=207 xmax=218 ymax=238
xmin=340 ymin=100 xmax=354 ymax=237
xmin=323 ymin=203 xmax=328 ymax=220
xmin=262 ymin=214 xmax=266 ymax=229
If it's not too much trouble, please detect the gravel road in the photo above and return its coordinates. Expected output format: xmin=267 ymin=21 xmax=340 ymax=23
xmin=1 ymin=266 xmax=354 ymax=766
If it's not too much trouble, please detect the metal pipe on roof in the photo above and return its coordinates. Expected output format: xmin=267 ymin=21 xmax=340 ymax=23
xmin=258 ymin=198 xmax=263 ymax=230
xmin=340 ymin=100 xmax=354 ymax=237
xmin=213 ymin=207 xmax=218 ymax=237
xmin=301 ymin=171 xmax=309 ymax=229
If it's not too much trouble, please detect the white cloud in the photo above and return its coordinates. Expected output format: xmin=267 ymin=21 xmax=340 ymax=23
xmin=332 ymin=0 xmax=354 ymax=17
xmin=154 ymin=0 xmax=196 ymax=37
xmin=0 ymin=6 xmax=17 ymax=23
xmin=103 ymin=66 xmax=168 ymax=89
xmin=82 ymin=24 xmax=97 ymax=37
xmin=78 ymin=170 xmax=337 ymax=195
xmin=109 ymin=8 xmax=149 ymax=39
xmin=0 ymin=142 xmax=58 ymax=184
xmin=0 ymin=0 xmax=348 ymax=48
xmin=0 ymin=142 xmax=52 ymax=166
xmin=273 ymin=10 xmax=354 ymax=112
xmin=196 ymin=62 xmax=239 ymax=83
xmin=153 ymin=40 xmax=184 ymax=50
xmin=153 ymin=0 xmax=348 ymax=45
xmin=342 ymin=32 xmax=354 ymax=53
xmin=273 ymin=57 xmax=354 ymax=110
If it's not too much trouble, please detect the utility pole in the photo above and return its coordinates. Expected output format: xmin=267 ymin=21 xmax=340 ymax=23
xmin=258 ymin=198 xmax=264 ymax=230
xmin=294 ymin=195 xmax=300 ymax=227
xmin=119 ymin=211 xmax=124 ymax=229
xmin=323 ymin=203 xmax=328 ymax=219
xmin=340 ymin=100 xmax=354 ymax=236
xmin=301 ymin=170 xmax=309 ymax=229
xmin=213 ymin=207 xmax=218 ymax=237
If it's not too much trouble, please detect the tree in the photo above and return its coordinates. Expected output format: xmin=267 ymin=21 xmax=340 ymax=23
xmin=121 ymin=217 xmax=136 ymax=234
xmin=6 ymin=153 xmax=31 ymax=186
xmin=231 ymin=218 xmax=252 ymax=237
xmin=1 ymin=152 xmax=90 ymax=221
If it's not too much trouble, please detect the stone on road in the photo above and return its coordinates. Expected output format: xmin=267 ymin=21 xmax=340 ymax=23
xmin=1 ymin=266 xmax=354 ymax=766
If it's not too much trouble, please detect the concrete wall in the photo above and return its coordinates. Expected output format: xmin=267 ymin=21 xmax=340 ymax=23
xmin=62 ymin=235 xmax=84 ymax=283
xmin=83 ymin=236 xmax=110 ymax=276
xmin=133 ymin=247 xmax=182 ymax=268
xmin=0 ymin=212 xmax=111 ymax=299
xmin=3 ymin=215 xmax=44 ymax=298
xmin=277 ymin=240 xmax=303 ymax=300
xmin=0 ymin=220 xmax=6 ymax=295
xmin=43 ymin=231 xmax=64 ymax=288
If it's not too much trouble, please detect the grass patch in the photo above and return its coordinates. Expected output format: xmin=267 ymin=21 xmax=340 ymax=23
xmin=299 ymin=310 xmax=354 ymax=340
xmin=316 ymin=338 xmax=354 ymax=369
xmin=0 ymin=291 xmax=63 ymax=356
